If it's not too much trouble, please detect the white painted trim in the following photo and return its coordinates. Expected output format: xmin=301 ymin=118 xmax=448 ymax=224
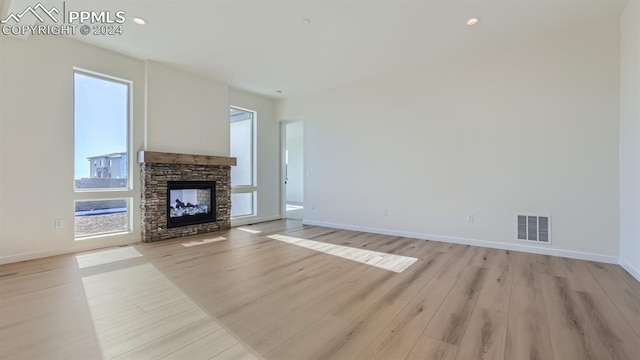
xmin=620 ymin=257 xmax=640 ymax=283
xmin=231 ymin=215 xmax=281 ymax=227
xmin=2 ymin=216 xmax=280 ymax=265
xmin=0 ymin=237 xmax=138 ymax=265
xmin=280 ymin=119 xmax=304 ymax=221
xmin=280 ymin=120 xmax=287 ymax=218
xmin=302 ymin=220 xmax=619 ymax=264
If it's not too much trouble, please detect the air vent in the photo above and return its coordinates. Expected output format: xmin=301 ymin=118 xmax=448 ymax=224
xmin=516 ymin=214 xmax=551 ymax=244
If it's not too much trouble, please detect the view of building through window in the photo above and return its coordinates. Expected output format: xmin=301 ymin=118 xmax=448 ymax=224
xmin=74 ymin=72 xmax=129 ymax=189
xmin=74 ymin=71 xmax=131 ymax=238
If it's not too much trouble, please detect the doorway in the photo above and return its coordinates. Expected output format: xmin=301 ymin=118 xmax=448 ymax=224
xmin=282 ymin=121 xmax=303 ymax=220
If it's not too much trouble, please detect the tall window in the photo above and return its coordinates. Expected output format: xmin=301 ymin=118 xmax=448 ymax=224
xmin=230 ymin=107 xmax=257 ymax=218
xmin=74 ymin=70 xmax=131 ymax=238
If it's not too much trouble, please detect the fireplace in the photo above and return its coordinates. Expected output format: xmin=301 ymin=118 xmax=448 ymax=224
xmin=167 ymin=181 xmax=216 ymax=228
xmin=139 ymin=151 xmax=235 ymax=242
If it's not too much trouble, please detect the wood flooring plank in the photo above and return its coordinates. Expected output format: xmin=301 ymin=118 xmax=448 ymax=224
xmin=98 ymin=308 xmax=209 ymax=359
xmin=2 ymin=220 xmax=640 ymax=360
xmin=469 ymin=247 xmax=496 ymax=268
xmin=241 ymin=266 xmax=388 ymax=353
xmin=329 ymin=247 xmax=447 ymax=321
xmin=307 ymin=251 xmax=453 ymax=360
xmin=200 ymin=255 xmax=335 ymax=314
xmin=574 ymin=290 xmax=640 ymax=360
xmin=560 ymin=258 xmax=605 ymax=295
xmin=613 ymin=265 xmax=640 ymax=295
xmin=217 ymin=258 xmax=363 ymax=325
xmin=234 ymin=264 xmax=383 ymax=340
xmin=424 ymin=266 xmax=488 ymax=346
xmin=114 ymin=319 xmax=222 ymax=360
xmin=264 ymin=314 xmax=349 ymax=360
xmin=405 ymin=336 xmax=458 ymax=360
xmin=541 ymin=275 xmax=611 ymax=360
xmin=475 ymin=250 xmax=514 ymax=313
xmin=0 ymin=309 xmax=102 ymax=360
xmin=586 ymin=261 xmax=640 ymax=338
xmin=505 ymin=286 xmax=554 ymax=360
xmin=436 ymin=245 xmax=477 ymax=279
xmin=536 ymin=254 xmax=565 ymax=277
xmin=512 ymin=252 xmax=542 ymax=289
xmin=356 ymin=275 xmax=458 ymax=360
xmin=161 ymin=328 xmax=239 ymax=359
xmin=454 ymin=307 xmax=507 ymax=360
xmin=211 ymin=343 xmax=260 ymax=360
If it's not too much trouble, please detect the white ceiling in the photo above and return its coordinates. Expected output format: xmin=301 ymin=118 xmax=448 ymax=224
xmin=4 ymin=0 xmax=629 ymax=98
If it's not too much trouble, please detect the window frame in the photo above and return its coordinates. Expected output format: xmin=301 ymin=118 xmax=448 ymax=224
xmin=73 ymin=68 xmax=134 ymax=239
xmin=73 ymin=68 xmax=132 ymax=192
xmin=230 ymin=106 xmax=257 ymax=219
xmin=74 ymin=197 xmax=133 ymax=240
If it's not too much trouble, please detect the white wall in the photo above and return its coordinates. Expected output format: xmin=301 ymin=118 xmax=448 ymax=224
xmin=286 ymin=121 xmax=304 ymax=204
xmin=0 ymin=35 xmax=145 ymax=264
xmin=277 ymin=17 xmax=621 ymax=261
xmin=229 ymin=88 xmax=281 ymax=225
xmin=145 ymin=64 xmax=283 ymax=224
xmin=145 ymin=61 xmax=230 ymax=156
xmin=0 ymin=39 xmax=280 ymax=264
xmin=620 ymin=0 xmax=640 ymax=278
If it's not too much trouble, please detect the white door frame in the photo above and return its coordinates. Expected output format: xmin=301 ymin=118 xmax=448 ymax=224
xmin=280 ymin=120 xmax=304 ymax=220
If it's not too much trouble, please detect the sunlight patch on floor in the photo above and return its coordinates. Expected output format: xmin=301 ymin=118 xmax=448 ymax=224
xmin=182 ymin=236 xmax=227 ymax=247
xmin=76 ymin=247 xmax=143 ymax=269
xmin=267 ymin=234 xmax=418 ymax=273
xmin=237 ymin=228 xmax=262 ymax=234
xmin=81 ymin=263 xmax=260 ymax=359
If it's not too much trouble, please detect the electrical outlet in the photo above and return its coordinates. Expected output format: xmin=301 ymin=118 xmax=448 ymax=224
xmin=383 ymin=208 xmax=388 ymax=216
xmin=466 ymin=213 xmax=474 ymax=223
xmin=311 ymin=203 xmax=316 ymax=210
xmin=54 ymin=219 xmax=63 ymax=229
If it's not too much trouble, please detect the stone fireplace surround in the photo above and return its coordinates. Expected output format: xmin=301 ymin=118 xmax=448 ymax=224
xmin=138 ymin=151 xmax=236 ymax=243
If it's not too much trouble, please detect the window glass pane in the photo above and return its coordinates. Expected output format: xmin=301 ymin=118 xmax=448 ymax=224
xmin=230 ymin=109 xmax=253 ymax=186
xmin=74 ymin=72 xmax=128 ymax=190
xmin=75 ymin=199 xmax=129 ymax=237
xmin=231 ymin=192 xmax=254 ymax=217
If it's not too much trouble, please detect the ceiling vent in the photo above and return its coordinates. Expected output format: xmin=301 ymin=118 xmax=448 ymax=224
xmin=516 ymin=214 xmax=551 ymax=244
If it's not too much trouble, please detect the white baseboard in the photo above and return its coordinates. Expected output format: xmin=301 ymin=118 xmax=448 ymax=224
xmin=620 ymin=257 xmax=640 ymax=283
xmin=0 ymin=237 xmax=137 ymax=265
xmin=1 ymin=217 xmax=282 ymax=265
xmin=302 ymin=220 xmax=619 ymax=264
xmin=0 ymin=249 xmax=73 ymax=265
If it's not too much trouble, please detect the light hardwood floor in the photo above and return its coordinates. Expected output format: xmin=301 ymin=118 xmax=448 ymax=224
xmin=2 ymin=220 xmax=640 ymax=359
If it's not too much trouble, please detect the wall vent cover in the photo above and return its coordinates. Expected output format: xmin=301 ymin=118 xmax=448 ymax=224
xmin=516 ymin=214 xmax=551 ymax=244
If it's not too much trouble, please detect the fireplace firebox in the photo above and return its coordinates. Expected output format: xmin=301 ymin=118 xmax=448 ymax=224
xmin=167 ymin=181 xmax=216 ymax=228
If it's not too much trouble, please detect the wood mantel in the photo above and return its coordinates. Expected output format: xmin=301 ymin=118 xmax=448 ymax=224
xmin=138 ymin=151 xmax=237 ymax=166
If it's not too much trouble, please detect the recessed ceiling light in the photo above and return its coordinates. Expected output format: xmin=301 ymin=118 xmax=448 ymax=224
xmin=132 ymin=17 xmax=147 ymax=25
xmin=467 ymin=18 xmax=479 ymax=26
xmin=302 ymin=18 xmax=312 ymax=24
